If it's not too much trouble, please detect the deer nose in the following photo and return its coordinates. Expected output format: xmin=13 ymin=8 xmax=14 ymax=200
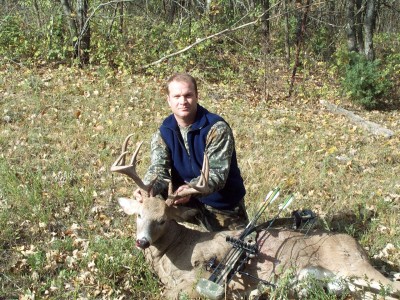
xmin=136 ymin=238 xmax=150 ymax=249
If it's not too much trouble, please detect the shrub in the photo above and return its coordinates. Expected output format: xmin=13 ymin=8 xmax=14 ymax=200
xmin=0 ymin=15 xmax=30 ymax=59
xmin=341 ymin=52 xmax=392 ymax=110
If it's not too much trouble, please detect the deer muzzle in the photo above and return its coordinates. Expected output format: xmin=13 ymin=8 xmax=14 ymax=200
xmin=136 ymin=237 xmax=150 ymax=249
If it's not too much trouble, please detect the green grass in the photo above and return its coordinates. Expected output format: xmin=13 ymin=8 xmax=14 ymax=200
xmin=0 ymin=64 xmax=399 ymax=299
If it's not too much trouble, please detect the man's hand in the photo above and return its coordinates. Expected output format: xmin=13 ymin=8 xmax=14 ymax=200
xmin=173 ymin=184 xmax=192 ymax=205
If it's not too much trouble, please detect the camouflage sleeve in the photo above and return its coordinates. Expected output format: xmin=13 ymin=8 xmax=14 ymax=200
xmin=190 ymin=121 xmax=234 ymax=193
xmin=143 ymin=131 xmax=170 ymax=196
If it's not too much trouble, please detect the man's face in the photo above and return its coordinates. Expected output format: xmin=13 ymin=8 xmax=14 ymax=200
xmin=167 ymin=80 xmax=198 ymax=125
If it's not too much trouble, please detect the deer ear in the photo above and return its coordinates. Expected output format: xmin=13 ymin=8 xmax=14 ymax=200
xmin=166 ymin=205 xmax=199 ymax=222
xmin=118 ymin=197 xmax=140 ymax=215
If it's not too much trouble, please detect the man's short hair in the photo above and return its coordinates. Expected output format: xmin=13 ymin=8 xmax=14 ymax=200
xmin=166 ymin=73 xmax=198 ymax=96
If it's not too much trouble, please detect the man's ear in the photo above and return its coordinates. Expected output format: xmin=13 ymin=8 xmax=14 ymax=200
xmin=166 ymin=205 xmax=199 ymax=222
xmin=118 ymin=197 xmax=140 ymax=215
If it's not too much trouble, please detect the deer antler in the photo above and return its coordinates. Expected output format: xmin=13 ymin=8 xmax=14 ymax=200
xmin=110 ymin=134 xmax=156 ymax=193
xmin=165 ymin=154 xmax=211 ymax=206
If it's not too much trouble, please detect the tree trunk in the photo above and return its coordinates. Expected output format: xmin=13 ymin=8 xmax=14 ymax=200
xmin=60 ymin=0 xmax=79 ymax=59
xmin=345 ymin=0 xmax=357 ymax=52
xmin=283 ymin=0 xmax=290 ymax=66
xmin=60 ymin=0 xmax=90 ymax=65
xmin=108 ymin=4 xmax=118 ymax=39
xmin=364 ymin=0 xmax=376 ymax=60
xmin=260 ymin=0 xmax=270 ymax=54
xmin=205 ymin=0 xmax=212 ymax=13
xmin=326 ymin=0 xmax=336 ymax=58
xmin=33 ymin=0 xmax=42 ymax=28
xmin=169 ymin=0 xmax=177 ymax=24
xmin=320 ymin=100 xmax=394 ymax=138
xmin=289 ymin=0 xmax=311 ymax=97
xmin=355 ymin=0 xmax=364 ymax=53
xmin=76 ymin=0 xmax=91 ymax=65
xmin=119 ymin=1 xmax=124 ymax=34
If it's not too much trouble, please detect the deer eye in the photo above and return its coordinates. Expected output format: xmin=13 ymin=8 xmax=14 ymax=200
xmin=159 ymin=220 xmax=166 ymax=226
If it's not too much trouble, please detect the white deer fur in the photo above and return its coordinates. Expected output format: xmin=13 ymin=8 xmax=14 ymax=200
xmin=118 ymin=196 xmax=400 ymax=299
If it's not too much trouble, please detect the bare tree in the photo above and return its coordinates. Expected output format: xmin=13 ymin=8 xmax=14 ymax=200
xmin=289 ymin=0 xmax=312 ymax=97
xmin=346 ymin=0 xmax=358 ymax=52
xmin=76 ymin=0 xmax=90 ymax=64
xmin=59 ymin=0 xmax=90 ymax=65
xmin=260 ymin=0 xmax=270 ymax=54
xmin=355 ymin=0 xmax=364 ymax=53
xmin=364 ymin=0 xmax=377 ymax=60
xmin=33 ymin=0 xmax=43 ymax=27
xmin=345 ymin=0 xmax=379 ymax=60
xmin=283 ymin=0 xmax=291 ymax=65
xmin=118 ymin=1 xmax=124 ymax=34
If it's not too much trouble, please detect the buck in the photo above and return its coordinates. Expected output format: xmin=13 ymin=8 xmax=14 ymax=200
xmin=111 ymin=135 xmax=400 ymax=299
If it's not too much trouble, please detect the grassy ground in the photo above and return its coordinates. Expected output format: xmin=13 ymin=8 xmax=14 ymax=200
xmin=0 ymin=63 xmax=399 ymax=299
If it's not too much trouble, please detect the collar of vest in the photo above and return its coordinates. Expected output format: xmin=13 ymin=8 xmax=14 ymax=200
xmin=161 ymin=104 xmax=209 ymax=131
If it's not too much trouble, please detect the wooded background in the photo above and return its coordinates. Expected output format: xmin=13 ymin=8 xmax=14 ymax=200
xmin=1 ymin=0 xmax=399 ymax=108
xmin=0 ymin=2 xmax=397 ymax=68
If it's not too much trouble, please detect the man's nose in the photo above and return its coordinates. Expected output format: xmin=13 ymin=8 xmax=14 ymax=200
xmin=178 ymin=96 xmax=188 ymax=103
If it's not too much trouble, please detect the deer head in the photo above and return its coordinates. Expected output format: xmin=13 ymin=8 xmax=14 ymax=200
xmin=118 ymin=196 xmax=198 ymax=249
xmin=111 ymin=134 xmax=210 ymax=248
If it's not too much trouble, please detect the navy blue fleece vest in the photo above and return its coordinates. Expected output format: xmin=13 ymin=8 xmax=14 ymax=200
xmin=159 ymin=105 xmax=246 ymax=209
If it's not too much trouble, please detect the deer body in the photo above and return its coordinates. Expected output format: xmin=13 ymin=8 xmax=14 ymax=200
xmin=111 ymin=136 xmax=399 ymax=299
xmin=118 ymin=196 xmax=400 ymax=299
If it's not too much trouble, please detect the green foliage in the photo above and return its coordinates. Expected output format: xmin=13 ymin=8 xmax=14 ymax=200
xmin=45 ymin=14 xmax=70 ymax=61
xmin=0 ymin=1 xmax=265 ymax=83
xmin=374 ymin=33 xmax=400 ymax=67
xmin=332 ymin=46 xmax=351 ymax=73
xmin=0 ymin=9 xmax=71 ymax=63
xmin=0 ymin=158 xmax=44 ymax=223
xmin=0 ymin=156 xmax=93 ymax=251
xmin=0 ymin=15 xmax=32 ymax=59
xmin=27 ymin=250 xmax=47 ymax=272
xmin=308 ymin=26 xmax=335 ymax=61
xmin=375 ymin=33 xmax=400 ymax=106
xmin=341 ymin=52 xmax=392 ymax=110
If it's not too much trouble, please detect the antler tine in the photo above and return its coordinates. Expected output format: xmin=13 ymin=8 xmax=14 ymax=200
xmin=165 ymin=181 xmax=175 ymax=206
xmin=111 ymin=134 xmax=136 ymax=169
xmin=194 ymin=154 xmax=209 ymax=190
xmin=166 ymin=153 xmax=211 ymax=205
xmin=129 ymin=140 xmax=143 ymax=166
xmin=111 ymin=135 xmax=153 ymax=193
xmin=120 ymin=134 xmax=134 ymax=165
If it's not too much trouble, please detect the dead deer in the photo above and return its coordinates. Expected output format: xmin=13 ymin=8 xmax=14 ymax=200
xmin=111 ymin=135 xmax=400 ymax=299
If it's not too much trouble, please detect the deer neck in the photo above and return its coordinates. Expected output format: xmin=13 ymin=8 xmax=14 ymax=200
xmin=147 ymin=220 xmax=186 ymax=257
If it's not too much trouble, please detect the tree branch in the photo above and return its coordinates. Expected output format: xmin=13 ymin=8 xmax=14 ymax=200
xmin=142 ymin=23 xmax=254 ymax=69
xmin=141 ymin=4 xmax=282 ymax=69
